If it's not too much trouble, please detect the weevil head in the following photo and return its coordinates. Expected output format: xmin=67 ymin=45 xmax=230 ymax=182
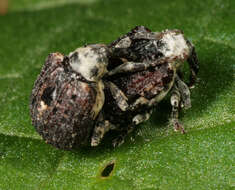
xmin=156 ymin=30 xmax=191 ymax=69
xmin=69 ymin=44 xmax=109 ymax=82
xmin=157 ymin=30 xmax=199 ymax=88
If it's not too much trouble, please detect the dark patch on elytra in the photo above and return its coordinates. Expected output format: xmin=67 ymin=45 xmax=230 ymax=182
xmin=84 ymin=52 xmax=89 ymax=57
xmin=90 ymin=66 xmax=99 ymax=77
xmin=52 ymin=107 xmax=57 ymax=114
xmin=62 ymin=56 xmax=70 ymax=72
xmin=30 ymin=52 xmax=98 ymax=150
xmin=71 ymin=95 xmax=77 ymax=100
xmin=70 ymin=52 xmax=79 ymax=65
xmin=41 ymin=87 xmax=55 ymax=106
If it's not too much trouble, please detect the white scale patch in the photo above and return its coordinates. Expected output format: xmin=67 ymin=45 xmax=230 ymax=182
xmin=38 ymin=101 xmax=48 ymax=115
xmin=52 ymin=89 xmax=57 ymax=100
xmin=160 ymin=33 xmax=189 ymax=59
xmin=69 ymin=47 xmax=107 ymax=81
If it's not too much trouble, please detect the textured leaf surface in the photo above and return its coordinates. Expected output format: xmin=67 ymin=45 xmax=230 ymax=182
xmin=0 ymin=0 xmax=234 ymax=189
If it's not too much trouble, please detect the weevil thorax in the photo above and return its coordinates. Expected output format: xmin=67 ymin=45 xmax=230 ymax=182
xmin=68 ymin=44 xmax=109 ymax=82
xmin=68 ymin=44 xmax=109 ymax=120
xmin=157 ymin=30 xmax=191 ymax=69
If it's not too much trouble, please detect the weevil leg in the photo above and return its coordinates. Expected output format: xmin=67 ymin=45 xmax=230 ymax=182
xmin=91 ymin=113 xmax=117 ymax=146
xmin=147 ymin=82 xmax=176 ymax=108
xmin=129 ymin=84 xmax=173 ymax=110
xmin=170 ymin=84 xmax=186 ymax=134
xmin=187 ymin=45 xmax=199 ymax=88
xmin=112 ymin=109 xmax=153 ymax=147
xmin=132 ymin=110 xmax=153 ymax=125
xmin=91 ymin=121 xmax=109 ymax=147
xmin=105 ymin=81 xmax=129 ymax=111
xmin=175 ymin=75 xmax=191 ymax=109
xmin=105 ymin=81 xmax=150 ymax=112
xmin=108 ymin=61 xmax=150 ymax=76
xmin=129 ymin=85 xmax=173 ymax=110
xmin=129 ymin=97 xmax=150 ymax=110
xmin=112 ymin=124 xmax=135 ymax=147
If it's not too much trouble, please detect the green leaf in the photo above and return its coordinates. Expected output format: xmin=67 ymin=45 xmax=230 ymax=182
xmin=0 ymin=0 xmax=234 ymax=189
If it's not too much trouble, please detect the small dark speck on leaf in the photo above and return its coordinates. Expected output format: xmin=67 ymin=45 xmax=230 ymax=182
xmin=100 ymin=161 xmax=115 ymax=178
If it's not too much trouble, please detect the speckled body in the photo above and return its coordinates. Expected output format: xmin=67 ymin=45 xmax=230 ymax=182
xmin=104 ymin=63 xmax=174 ymax=126
xmin=30 ymin=50 xmax=106 ymax=149
xmin=111 ymin=64 xmax=174 ymax=100
xmin=30 ymin=26 xmax=199 ymax=148
xmin=102 ymin=26 xmax=198 ymax=131
xmin=109 ymin=26 xmax=198 ymax=87
xmin=109 ymin=26 xmax=191 ymax=65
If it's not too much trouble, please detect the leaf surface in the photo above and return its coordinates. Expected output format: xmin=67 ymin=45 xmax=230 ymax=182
xmin=0 ymin=0 xmax=234 ymax=189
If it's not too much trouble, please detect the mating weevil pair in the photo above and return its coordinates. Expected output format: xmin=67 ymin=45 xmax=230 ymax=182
xmin=30 ymin=26 xmax=199 ymax=150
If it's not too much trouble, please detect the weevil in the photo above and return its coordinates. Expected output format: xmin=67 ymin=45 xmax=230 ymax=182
xmin=30 ymin=26 xmax=199 ymax=149
xmin=30 ymin=44 xmax=111 ymax=149
xmin=90 ymin=26 xmax=199 ymax=146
